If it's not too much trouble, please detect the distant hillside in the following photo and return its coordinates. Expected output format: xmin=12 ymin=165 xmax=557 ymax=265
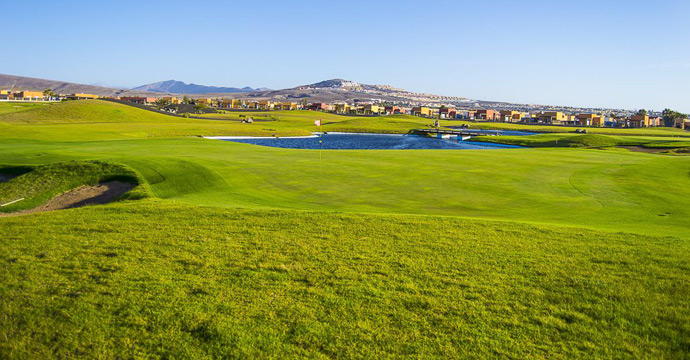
xmin=131 ymin=80 xmax=268 ymax=94
xmin=0 ymin=73 xmax=124 ymax=96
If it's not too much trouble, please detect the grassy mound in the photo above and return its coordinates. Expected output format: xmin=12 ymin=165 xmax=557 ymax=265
xmin=1 ymin=202 xmax=688 ymax=358
xmin=0 ymin=100 xmax=176 ymax=124
xmin=472 ymin=133 xmax=628 ymax=148
xmin=0 ymin=161 xmax=146 ymax=212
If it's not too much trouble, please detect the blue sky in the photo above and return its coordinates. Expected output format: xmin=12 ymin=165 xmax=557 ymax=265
xmin=4 ymin=0 xmax=689 ymax=112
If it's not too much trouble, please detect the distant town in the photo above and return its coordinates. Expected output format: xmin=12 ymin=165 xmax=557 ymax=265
xmin=2 ymin=88 xmax=688 ymax=130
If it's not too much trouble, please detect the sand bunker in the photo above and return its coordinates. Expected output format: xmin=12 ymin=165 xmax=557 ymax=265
xmin=1 ymin=181 xmax=135 ymax=217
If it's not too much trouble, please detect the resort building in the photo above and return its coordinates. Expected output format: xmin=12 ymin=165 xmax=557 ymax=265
xmin=120 ymin=96 xmax=158 ymax=104
xmin=257 ymin=101 xmax=274 ymax=110
xmin=361 ymin=104 xmax=381 ymax=115
xmin=674 ymin=117 xmax=690 ymax=129
xmin=334 ymin=103 xmax=351 ymax=113
xmin=195 ymin=98 xmax=213 ymax=106
xmin=219 ymin=99 xmax=237 ymax=108
xmin=627 ymin=115 xmax=659 ymax=128
xmin=439 ymin=107 xmax=457 ymax=119
xmin=535 ymin=111 xmax=566 ymax=124
xmin=308 ymin=103 xmax=329 ymax=111
xmin=575 ymin=113 xmax=605 ymax=127
xmin=499 ymin=110 xmax=522 ymax=123
xmin=384 ymin=106 xmax=402 ymax=115
xmin=277 ymin=102 xmax=297 ymax=110
xmin=13 ymin=91 xmax=44 ymax=100
xmin=475 ymin=110 xmax=497 ymax=121
xmin=68 ymin=93 xmax=99 ymax=100
xmin=411 ymin=106 xmax=431 ymax=117
xmin=162 ymin=97 xmax=180 ymax=104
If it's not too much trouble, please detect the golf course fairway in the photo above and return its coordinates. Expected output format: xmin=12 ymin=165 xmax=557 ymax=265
xmin=1 ymin=100 xmax=688 ymax=358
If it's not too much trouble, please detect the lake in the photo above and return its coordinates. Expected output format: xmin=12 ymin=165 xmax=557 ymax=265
xmin=209 ymin=133 xmax=525 ymax=150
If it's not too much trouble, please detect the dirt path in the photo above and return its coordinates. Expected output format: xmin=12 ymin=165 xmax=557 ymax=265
xmin=0 ymin=181 xmax=135 ymax=217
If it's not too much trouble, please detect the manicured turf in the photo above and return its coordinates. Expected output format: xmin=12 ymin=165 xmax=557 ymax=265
xmin=1 ymin=100 xmax=689 ymax=358
xmin=0 ymin=102 xmax=51 ymax=115
xmin=1 ymin=201 xmax=688 ymax=358
xmin=2 ymin=136 xmax=689 ymax=238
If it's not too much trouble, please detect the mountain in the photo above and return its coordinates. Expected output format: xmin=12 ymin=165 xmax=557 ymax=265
xmin=0 ymin=73 xmax=125 ymax=96
xmin=131 ymin=80 xmax=267 ymax=94
xmin=298 ymin=79 xmax=362 ymax=89
xmin=226 ymin=78 xmax=466 ymax=105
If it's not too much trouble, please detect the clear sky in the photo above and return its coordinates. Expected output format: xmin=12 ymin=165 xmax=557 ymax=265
xmin=4 ymin=0 xmax=689 ymax=112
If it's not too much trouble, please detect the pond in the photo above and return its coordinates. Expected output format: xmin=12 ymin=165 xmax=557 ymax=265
xmin=208 ymin=133 xmax=525 ymax=150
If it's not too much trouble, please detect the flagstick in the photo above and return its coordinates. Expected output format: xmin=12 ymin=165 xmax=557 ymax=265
xmin=316 ymin=118 xmax=322 ymax=160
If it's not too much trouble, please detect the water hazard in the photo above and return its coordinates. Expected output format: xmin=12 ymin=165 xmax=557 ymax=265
xmin=209 ymin=132 xmax=527 ymax=150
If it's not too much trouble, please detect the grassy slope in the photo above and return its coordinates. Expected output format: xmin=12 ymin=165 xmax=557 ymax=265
xmin=1 ymin=201 xmax=688 ymax=358
xmin=0 ymin=102 xmax=52 ymax=115
xmin=2 ymin=136 xmax=689 ymax=238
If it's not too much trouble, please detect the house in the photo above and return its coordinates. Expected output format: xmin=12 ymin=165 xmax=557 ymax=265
xmin=277 ymin=102 xmax=297 ymax=110
xmin=219 ymin=99 xmax=237 ymax=108
xmin=384 ymin=106 xmax=402 ymax=115
xmin=246 ymin=101 xmax=259 ymax=109
xmin=67 ymin=93 xmax=99 ymax=100
xmin=575 ymin=113 xmax=605 ymax=127
xmin=439 ymin=107 xmax=457 ymax=119
xmin=499 ymin=110 xmax=522 ymax=123
xmin=195 ymin=98 xmax=214 ymax=106
xmin=535 ymin=111 xmax=566 ymax=124
xmin=411 ymin=106 xmax=431 ymax=117
xmin=14 ymin=91 xmax=44 ymax=100
xmin=162 ymin=97 xmax=180 ymax=104
xmin=475 ymin=110 xmax=497 ymax=121
xmin=308 ymin=103 xmax=328 ymax=111
xmin=361 ymin=104 xmax=381 ymax=115
xmin=628 ymin=115 xmax=659 ymax=128
xmin=257 ymin=101 xmax=274 ymax=110
xmin=120 ymin=96 xmax=158 ymax=104
xmin=674 ymin=117 xmax=690 ymax=129
xmin=0 ymin=90 xmax=12 ymax=100
xmin=334 ymin=103 xmax=351 ymax=113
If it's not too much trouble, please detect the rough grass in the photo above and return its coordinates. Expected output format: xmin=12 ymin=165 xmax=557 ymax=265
xmin=1 ymin=201 xmax=688 ymax=358
xmin=0 ymin=161 xmax=145 ymax=212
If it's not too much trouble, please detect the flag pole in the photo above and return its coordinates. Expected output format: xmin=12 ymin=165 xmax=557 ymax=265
xmin=319 ymin=118 xmax=322 ymax=160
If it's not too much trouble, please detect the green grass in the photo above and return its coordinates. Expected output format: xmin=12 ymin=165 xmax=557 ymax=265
xmin=0 ymin=161 xmax=145 ymax=212
xmin=471 ymin=133 xmax=690 ymax=150
xmin=444 ymin=120 xmax=690 ymax=137
xmin=1 ymin=100 xmax=690 ymax=357
xmin=0 ymin=102 xmax=52 ymax=115
xmin=2 ymin=137 xmax=689 ymax=238
xmin=1 ymin=201 xmax=688 ymax=358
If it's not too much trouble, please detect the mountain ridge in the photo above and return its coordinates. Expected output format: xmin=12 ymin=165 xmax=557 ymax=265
xmin=131 ymin=80 xmax=269 ymax=94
